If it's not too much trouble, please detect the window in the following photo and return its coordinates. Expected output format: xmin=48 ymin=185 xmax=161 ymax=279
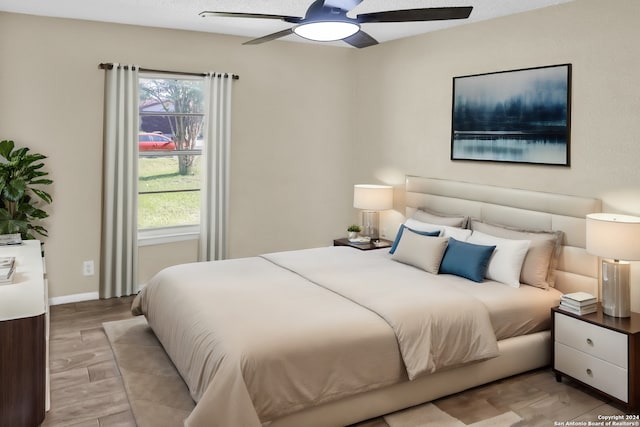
xmin=138 ymin=75 xmax=205 ymax=242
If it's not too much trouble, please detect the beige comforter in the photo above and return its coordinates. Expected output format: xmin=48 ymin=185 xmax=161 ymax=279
xmin=132 ymin=246 xmax=499 ymax=427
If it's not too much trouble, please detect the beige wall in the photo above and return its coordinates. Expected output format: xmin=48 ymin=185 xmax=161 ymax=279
xmin=353 ymin=0 xmax=640 ymax=210
xmin=138 ymin=240 xmax=198 ymax=285
xmin=2 ymin=0 xmax=640 ymax=304
xmin=0 ymin=13 xmax=354 ymax=297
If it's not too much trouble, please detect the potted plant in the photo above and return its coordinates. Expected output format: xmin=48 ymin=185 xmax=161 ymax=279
xmin=0 ymin=140 xmax=53 ymax=239
xmin=347 ymin=224 xmax=361 ymax=240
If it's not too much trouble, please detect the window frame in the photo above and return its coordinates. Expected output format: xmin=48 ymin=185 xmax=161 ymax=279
xmin=137 ymin=72 xmax=205 ymax=244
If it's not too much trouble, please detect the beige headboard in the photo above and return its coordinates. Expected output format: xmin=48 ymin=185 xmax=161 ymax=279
xmin=405 ymin=176 xmax=602 ymax=296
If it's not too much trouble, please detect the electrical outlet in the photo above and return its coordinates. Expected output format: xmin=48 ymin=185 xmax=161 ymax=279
xmin=83 ymin=260 xmax=95 ymax=276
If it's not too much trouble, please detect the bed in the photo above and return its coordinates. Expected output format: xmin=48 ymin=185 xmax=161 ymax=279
xmin=131 ymin=176 xmax=602 ymax=427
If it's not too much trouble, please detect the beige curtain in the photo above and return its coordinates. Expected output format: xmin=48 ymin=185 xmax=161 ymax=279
xmin=199 ymin=73 xmax=234 ymax=261
xmin=100 ymin=64 xmax=139 ymax=298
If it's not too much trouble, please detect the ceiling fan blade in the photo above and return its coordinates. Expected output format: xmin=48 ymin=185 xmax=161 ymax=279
xmin=342 ymin=30 xmax=378 ymax=48
xmin=243 ymin=28 xmax=295 ymax=45
xmin=199 ymin=11 xmax=301 ymax=21
xmin=322 ymin=0 xmax=364 ymax=11
xmin=358 ymin=6 xmax=472 ymax=23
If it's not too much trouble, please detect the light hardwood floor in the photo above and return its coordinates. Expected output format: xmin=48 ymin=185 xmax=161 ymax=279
xmin=43 ymin=296 xmax=137 ymax=427
xmin=43 ymin=297 xmax=630 ymax=427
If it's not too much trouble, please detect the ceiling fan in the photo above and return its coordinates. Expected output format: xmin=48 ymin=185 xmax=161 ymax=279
xmin=199 ymin=0 xmax=473 ymax=48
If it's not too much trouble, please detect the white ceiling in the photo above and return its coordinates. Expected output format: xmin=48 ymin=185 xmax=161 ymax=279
xmin=0 ymin=0 xmax=574 ymax=47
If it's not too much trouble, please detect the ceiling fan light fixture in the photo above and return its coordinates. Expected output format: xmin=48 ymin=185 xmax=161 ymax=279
xmin=293 ymin=21 xmax=360 ymax=42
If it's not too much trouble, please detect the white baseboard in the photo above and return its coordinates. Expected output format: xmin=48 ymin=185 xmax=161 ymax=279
xmin=48 ymin=285 xmax=146 ymax=306
xmin=49 ymin=292 xmax=99 ymax=306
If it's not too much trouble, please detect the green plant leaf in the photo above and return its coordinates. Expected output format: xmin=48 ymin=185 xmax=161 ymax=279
xmin=29 ymin=225 xmax=48 ymax=237
xmin=3 ymin=178 xmax=26 ymax=202
xmin=9 ymin=147 xmax=29 ymax=161
xmin=0 ymin=140 xmax=14 ymax=159
xmin=28 ymin=208 xmax=48 ymax=219
xmin=26 ymin=166 xmax=46 ymax=176
xmin=16 ymin=201 xmax=35 ymax=215
xmin=0 ymin=209 xmax=12 ymax=220
xmin=28 ymin=170 xmax=48 ymax=178
xmin=23 ymin=154 xmax=46 ymax=163
xmin=32 ymin=188 xmax=52 ymax=204
xmin=0 ymin=217 xmax=29 ymax=235
xmin=29 ymin=179 xmax=53 ymax=185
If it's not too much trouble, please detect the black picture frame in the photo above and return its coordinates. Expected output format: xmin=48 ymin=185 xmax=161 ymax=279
xmin=451 ymin=64 xmax=571 ymax=166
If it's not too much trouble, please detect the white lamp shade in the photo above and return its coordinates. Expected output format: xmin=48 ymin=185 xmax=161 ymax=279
xmin=353 ymin=185 xmax=393 ymax=211
xmin=586 ymin=213 xmax=640 ymax=261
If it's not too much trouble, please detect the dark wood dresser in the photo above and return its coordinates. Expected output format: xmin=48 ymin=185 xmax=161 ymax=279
xmin=0 ymin=241 xmax=48 ymax=427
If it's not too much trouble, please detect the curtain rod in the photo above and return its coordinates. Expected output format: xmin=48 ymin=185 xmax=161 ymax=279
xmin=98 ymin=63 xmax=239 ymax=80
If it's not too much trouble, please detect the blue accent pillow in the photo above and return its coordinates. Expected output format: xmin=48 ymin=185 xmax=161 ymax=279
xmin=389 ymin=224 xmax=440 ymax=254
xmin=439 ymin=237 xmax=496 ymax=282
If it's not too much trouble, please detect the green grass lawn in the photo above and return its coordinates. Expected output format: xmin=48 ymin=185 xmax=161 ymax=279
xmin=138 ymin=156 xmax=201 ymax=229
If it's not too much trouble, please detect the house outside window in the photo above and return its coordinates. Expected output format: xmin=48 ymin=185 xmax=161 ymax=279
xmin=138 ymin=75 xmax=205 ymax=244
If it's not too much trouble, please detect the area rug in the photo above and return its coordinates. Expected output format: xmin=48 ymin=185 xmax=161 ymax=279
xmin=383 ymin=403 xmax=522 ymax=427
xmin=104 ymin=317 xmax=522 ymax=427
xmin=103 ymin=316 xmax=194 ymax=427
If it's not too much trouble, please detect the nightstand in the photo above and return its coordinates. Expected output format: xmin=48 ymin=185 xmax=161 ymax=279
xmin=551 ymin=305 xmax=640 ymax=410
xmin=333 ymin=238 xmax=392 ymax=251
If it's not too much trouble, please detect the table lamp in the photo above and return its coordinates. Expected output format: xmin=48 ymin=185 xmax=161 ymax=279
xmin=586 ymin=213 xmax=640 ymax=317
xmin=353 ymin=184 xmax=393 ymax=240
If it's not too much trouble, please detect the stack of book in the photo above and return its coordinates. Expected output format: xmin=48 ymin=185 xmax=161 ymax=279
xmin=0 ymin=233 xmax=22 ymax=246
xmin=559 ymin=291 xmax=597 ymax=315
xmin=0 ymin=256 xmax=16 ymax=284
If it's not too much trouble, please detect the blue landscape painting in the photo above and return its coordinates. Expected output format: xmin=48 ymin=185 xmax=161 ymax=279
xmin=451 ymin=64 xmax=570 ymax=165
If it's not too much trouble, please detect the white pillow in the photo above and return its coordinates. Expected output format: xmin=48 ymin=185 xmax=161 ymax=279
xmin=467 ymin=230 xmax=530 ymax=288
xmin=412 ymin=209 xmax=468 ymax=228
xmin=403 ymin=218 xmax=443 ymax=234
xmin=470 ymin=220 xmax=563 ymax=289
xmin=391 ymin=230 xmax=449 ymax=274
xmin=403 ymin=218 xmax=471 ymax=241
xmin=441 ymin=226 xmax=472 ymax=241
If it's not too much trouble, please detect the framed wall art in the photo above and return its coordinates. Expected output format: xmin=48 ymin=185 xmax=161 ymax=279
xmin=451 ymin=64 xmax=571 ymax=166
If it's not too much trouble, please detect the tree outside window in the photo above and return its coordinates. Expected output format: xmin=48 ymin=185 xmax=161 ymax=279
xmin=138 ymin=76 xmax=205 ymax=230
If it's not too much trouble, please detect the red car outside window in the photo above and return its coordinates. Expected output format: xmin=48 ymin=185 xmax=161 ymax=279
xmin=138 ymin=133 xmax=176 ymax=151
